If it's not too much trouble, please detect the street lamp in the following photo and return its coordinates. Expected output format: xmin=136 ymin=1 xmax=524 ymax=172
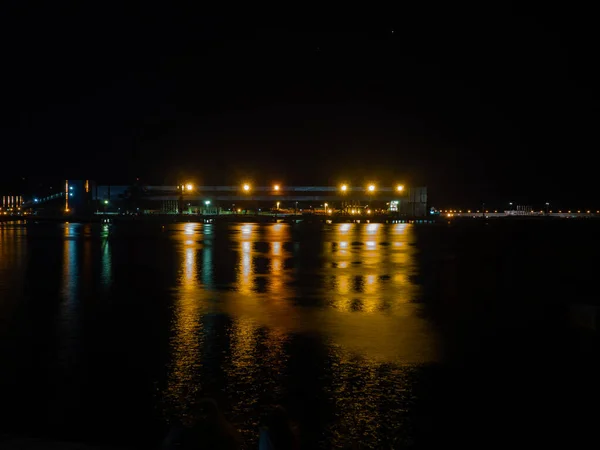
xmin=243 ymin=183 xmax=251 ymax=192
xmin=340 ymin=184 xmax=348 ymax=192
xmin=367 ymin=184 xmax=375 ymax=192
xmin=186 ymin=183 xmax=193 ymax=192
xmin=273 ymin=184 xmax=280 ymax=191
xmin=205 ymin=200 xmax=211 ymax=206
xmin=396 ymin=184 xmax=404 ymax=192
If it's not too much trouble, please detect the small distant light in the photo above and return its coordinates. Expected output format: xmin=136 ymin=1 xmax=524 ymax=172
xmin=587 ymin=210 xmax=590 ymax=213
xmin=205 ymin=200 xmax=211 ymax=206
xmin=273 ymin=184 xmax=280 ymax=191
xmin=34 ymin=198 xmax=39 ymax=203
xmin=340 ymin=184 xmax=348 ymax=192
xmin=368 ymin=184 xmax=375 ymax=192
xmin=237 ymin=208 xmax=241 ymax=212
xmin=186 ymin=183 xmax=193 ymax=191
xmin=104 ymin=200 xmax=109 ymax=204
xmin=69 ymin=186 xmax=73 ymax=190
xmin=577 ymin=210 xmax=581 ymax=213
xmin=367 ymin=209 xmax=371 ymax=214
xmin=243 ymin=184 xmax=250 ymax=192
xmin=396 ymin=185 xmax=404 ymax=192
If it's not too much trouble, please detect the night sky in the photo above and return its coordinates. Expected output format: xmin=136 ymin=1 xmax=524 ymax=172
xmin=1 ymin=4 xmax=596 ymax=208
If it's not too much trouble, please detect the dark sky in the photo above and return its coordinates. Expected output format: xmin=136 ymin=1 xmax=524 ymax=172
xmin=1 ymin=3 xmax=596 ymax=207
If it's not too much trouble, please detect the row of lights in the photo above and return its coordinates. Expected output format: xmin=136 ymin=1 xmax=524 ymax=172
xmin=181 ymin=183 xmax=404 ymax=193
xmin=442 ymin=209 xmax=600 ymax=214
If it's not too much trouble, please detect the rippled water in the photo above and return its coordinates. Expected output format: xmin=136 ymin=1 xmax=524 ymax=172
xmin=0 ymin=220 xmax=597 ymax=448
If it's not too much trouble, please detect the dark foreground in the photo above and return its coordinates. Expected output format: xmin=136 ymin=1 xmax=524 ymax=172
xmin=0 ymin=220 xmax=597 ymax=449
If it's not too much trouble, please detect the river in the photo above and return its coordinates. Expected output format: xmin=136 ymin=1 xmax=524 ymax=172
xmin=0 ymin=220 xmax=597 ymax=448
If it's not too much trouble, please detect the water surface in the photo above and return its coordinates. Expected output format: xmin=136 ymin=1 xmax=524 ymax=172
xmin=0 ymin=220 xmax=597 ymax=448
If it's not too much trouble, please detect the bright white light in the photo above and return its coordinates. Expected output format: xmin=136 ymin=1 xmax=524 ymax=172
xmin=205 ymin=200 xmax=211 ymax=206
xmin=273 ymin=184 xmax=280 ymax=191
xmin=340 ymin=224 xmax=351 ymax=233
xmin=184 ymin=223 xmax=195 ymax=235
xmin=186 ymin=183 xmax=193 ymax=191
xmin=396 ymin=185 xmax=404 ymax=192
xmin=368 ymin=184 xmax=375 ymax=192
xmin=243 ymin=184 xmax=250 ymax=192
xmin=340 ymin=184 xmax=348 ymax=192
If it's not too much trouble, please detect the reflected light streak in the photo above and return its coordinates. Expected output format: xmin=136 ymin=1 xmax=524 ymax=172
xmin=340 ymin=224 xmax=351 ymax=233
xmin=184 ymin=223 xmax=197 ymax=236
xmin=238 ymin=233 xmax=254 ymax=295
xmin=166 ymin=232 xmax=204 ymax=419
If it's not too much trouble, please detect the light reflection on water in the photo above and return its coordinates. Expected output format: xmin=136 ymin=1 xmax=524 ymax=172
xmin=163 ymin=222 xmax=438 ymax=446
xmin=0 ymin=221 xmax=437 ymax=448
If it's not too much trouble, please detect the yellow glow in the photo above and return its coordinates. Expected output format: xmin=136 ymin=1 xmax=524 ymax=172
xmin=185 ymin=183 xmax=193 ymax=191
xmin=367 ymin=209 xmax=371 ymax=214
xmin=243 ymin=183 xmax=250 ymax=192
xmin=568 ymin=211 xmax=571 ymax=213
xmin=340 ymin=184 xmax=348 ymax=192
xmin=237 ymin=208 xmax=241 ymax=212
xmin=587 ymin=210 xmax=590 ymax=213
xmin=396 ymin=184 xmax=404 ymax=192
xmin=577 ymin=210 xmax=581 ymax=213
xmin=328 ymin=209 xmax=332 ymax=214
xmin=367 ymin=184 xmax=375 ymax=192
xmin=273 ymin=184 xmax=280 ymax=191
xmin=467 ymin=210 xmax=471 ymax=213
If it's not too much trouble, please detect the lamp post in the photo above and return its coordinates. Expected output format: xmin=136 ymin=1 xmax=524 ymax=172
xmin=242 ymin=183 xmax=251 ymax=214
xmin=340 ymin=184 xmax=348 ymax=214
xmin=367 ymin=184 xmax=375 ymax=214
